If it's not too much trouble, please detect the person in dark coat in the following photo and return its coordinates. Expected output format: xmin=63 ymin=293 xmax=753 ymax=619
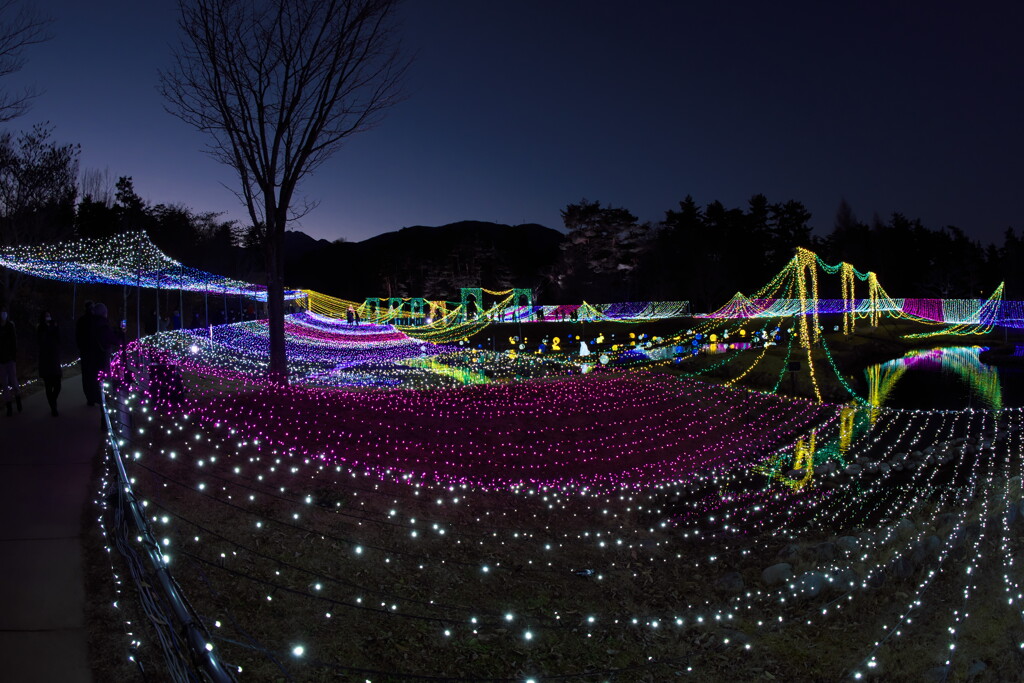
xmin=81 ymin=303 xmax=122 ymax=406
xmin=37 ymin=311 xmax=62 ymax=416
xmin=91 ymin=303 xmax=123 ymax=368
xmin=0 ymin=305 xmax=22 ymax=416
xmin=76 ymin=301 xmax=97 ymax=405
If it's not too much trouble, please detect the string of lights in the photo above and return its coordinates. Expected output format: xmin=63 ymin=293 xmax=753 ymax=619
xmin=0 ymin=231 xmax=304 ymax=299
xmin=693 ymin=248 xmax=1017 ymax=337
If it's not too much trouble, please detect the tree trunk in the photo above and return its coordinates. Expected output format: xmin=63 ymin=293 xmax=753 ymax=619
xmin=265 ymin=231 xmax=288 ymax=385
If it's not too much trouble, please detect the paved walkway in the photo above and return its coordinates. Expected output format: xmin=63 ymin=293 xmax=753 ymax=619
xmin=0 ymin=376 xmax=97 ymax=682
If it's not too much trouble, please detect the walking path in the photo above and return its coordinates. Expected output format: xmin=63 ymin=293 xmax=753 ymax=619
xmin=0 ymin=377 xmax=97 ymax=682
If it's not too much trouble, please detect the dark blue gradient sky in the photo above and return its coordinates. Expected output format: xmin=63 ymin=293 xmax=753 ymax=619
xmin=8 ymin=1 xmax=1023 ymax=244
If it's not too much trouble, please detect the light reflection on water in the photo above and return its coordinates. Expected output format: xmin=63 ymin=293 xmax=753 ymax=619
xmin=864 ymin=346 xmax=1023 ymax=410
xmin=703 ymin=342 xmax=752 ymax=355
xmin=631 ymin=341 xmax=753 ymax=363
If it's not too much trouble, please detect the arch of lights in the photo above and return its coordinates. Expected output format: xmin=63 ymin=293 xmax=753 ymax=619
xmin=0 ymin=231 xmax=305 ymax=300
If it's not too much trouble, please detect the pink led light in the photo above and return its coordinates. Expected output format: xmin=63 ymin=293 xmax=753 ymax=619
xmin=169 ymin=369 xmax=837 ymax=491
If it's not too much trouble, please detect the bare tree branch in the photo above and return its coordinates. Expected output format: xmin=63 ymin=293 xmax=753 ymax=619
xmin=0 ymin=0 xmax=52 ymax=122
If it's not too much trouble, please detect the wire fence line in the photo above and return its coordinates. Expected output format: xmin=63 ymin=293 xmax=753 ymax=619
xmin=100 ymin=361 xmax=236 ymax=682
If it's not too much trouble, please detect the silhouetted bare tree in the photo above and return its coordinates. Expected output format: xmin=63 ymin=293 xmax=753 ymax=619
xmin=161 ymin=0 xmax=407 ymax=382
xmin=0 ymin=0 xmax=51 ymax=122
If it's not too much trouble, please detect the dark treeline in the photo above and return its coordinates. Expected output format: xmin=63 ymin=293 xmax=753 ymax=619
xmin=554 ymin=195 xmax=1021 ymax=311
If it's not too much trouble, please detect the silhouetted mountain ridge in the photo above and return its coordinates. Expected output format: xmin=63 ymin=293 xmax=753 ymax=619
xmin=283 ymin=230 xmax=331 ymax=260
xmin=285 ymin=220 xmax=564 ymax=301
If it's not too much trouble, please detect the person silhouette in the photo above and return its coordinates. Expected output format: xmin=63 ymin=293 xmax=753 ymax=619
xmin=0 ymin=305 xmax=22 ymax=416
xmin=76 ymin=301 xmax=96 ymax=404
xmin=84 ymin=303 xmax=122 ymax=407
xmin=37 ymin=311 xmax=61 ymax=416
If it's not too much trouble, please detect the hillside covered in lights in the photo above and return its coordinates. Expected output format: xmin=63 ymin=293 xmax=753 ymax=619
xmin=81 ymin=245 xmax=1024 ymax=681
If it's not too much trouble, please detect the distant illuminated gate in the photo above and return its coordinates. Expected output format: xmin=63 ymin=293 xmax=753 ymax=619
xmin=460 ymin=288 xmax=533 ymax=321
xmin=460 ymin=288 xmax=483 ymax=321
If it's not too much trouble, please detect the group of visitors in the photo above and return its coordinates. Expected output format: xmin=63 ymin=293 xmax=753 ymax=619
xmin=149 ymin=309 xmax=183 ymax=334
xmin=0 ymin=299 xmax=126 ymax=419
xmin=0 ymin=304 xmax=72 ymax=417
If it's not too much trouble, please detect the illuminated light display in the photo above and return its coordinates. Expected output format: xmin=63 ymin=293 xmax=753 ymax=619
xmin=839 ymin=261 xmax=856 ymax=334
xmin=0 ymin=231 xmax=304 ymax=300
xmin=699 ymin=296 xmax=1012 ymax=325
xmin=401 ymin=355 xmax=490 ymax=385
xmin=693 ymin=248 xmax=1018 ymax=337
xmin=141 ymin=311 xmax=605 ymax=391
xmin=303 ymin=289 xmax=693 ymax=345
xmin=903 ymin=284 xmax=1005 ymax=338
xmin=575 ymin=300 xmax=692 ymax=322
xmin=59 ymin=242 xmax=1022 ymax=679
xmin=141 ymin=313 xmax=472 ymax=389
xmin=701 ymin=292 xmax=771 ymax=319
xmin=181 ymin=372 xmax=834 ymax=490
xmin=998 ymin=301 xmax=1024 ymax=328
xmin=900 ymin=297 xmax=944 ymax=321
xmin=99 ymin=335 xmax=1024 ymax=678
xmin=8 ymin=234 xmax=1015 ymax=341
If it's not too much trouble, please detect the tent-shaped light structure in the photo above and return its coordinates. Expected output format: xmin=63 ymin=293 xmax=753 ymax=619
xmin=0 ymin=231 xmax=304 ymax=300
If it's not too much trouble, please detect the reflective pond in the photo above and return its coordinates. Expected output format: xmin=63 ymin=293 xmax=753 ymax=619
xmin=863 ymin=345 xmax=1024 ymax=410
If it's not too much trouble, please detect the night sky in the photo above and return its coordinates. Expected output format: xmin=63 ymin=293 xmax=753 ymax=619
xmin=8 ymin=1 xmax=1023 ymax=244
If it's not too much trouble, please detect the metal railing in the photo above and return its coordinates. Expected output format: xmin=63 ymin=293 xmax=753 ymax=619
xmin=101 ymin=364 xmax=235 ymax=682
